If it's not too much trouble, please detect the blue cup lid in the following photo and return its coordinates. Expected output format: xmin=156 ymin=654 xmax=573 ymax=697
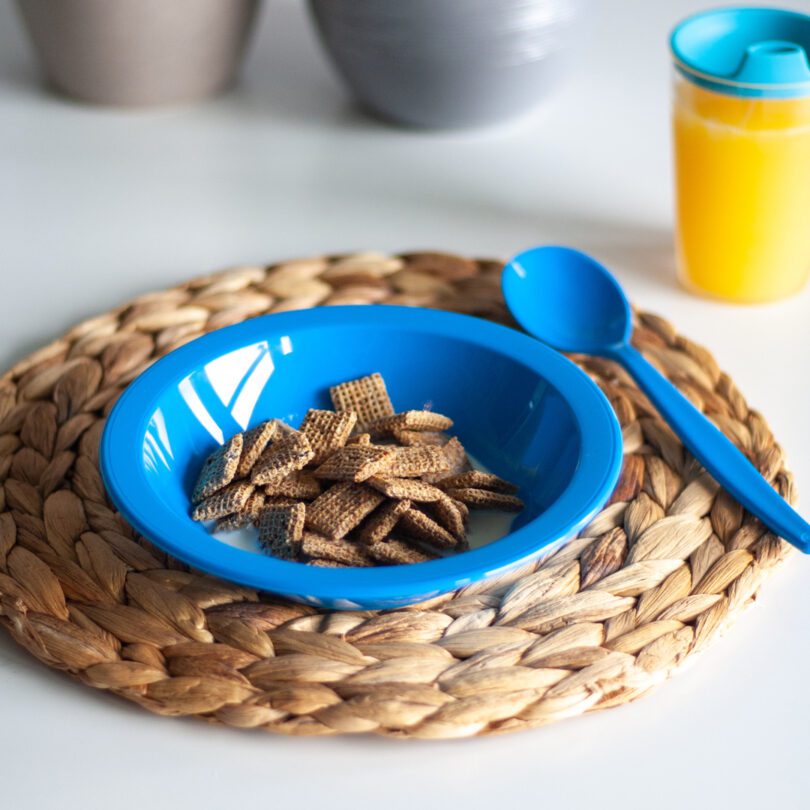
xmin=671 ymin=7 xmax=810 ymax=98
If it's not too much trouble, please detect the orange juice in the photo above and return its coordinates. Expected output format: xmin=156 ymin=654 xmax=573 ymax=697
xmin=673 ymin=79 xmax=810 ymax=302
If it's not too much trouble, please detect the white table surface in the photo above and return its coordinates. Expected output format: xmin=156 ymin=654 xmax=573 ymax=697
xmin=2 ymin=1 xmax=809 ymax=807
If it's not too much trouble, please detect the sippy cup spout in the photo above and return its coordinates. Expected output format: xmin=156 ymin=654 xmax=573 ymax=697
xmin=734 ymin=40 xmax=810 ymax=86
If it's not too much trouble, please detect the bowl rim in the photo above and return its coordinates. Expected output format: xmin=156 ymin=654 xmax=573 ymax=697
xmin=100 ymin=305 xmax=622 ymax=608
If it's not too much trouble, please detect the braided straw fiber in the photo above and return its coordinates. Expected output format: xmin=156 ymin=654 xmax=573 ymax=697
xmin=0 ymin=251 xmax=795 ymax=738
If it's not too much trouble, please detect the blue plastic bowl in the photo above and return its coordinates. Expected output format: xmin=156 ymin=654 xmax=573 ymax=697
xmin=100 ymin=306 xmax=622 ymax=609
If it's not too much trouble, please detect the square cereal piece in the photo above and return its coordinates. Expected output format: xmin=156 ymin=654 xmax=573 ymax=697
xmin=235 ymin=420 xmax=278 ymax=479
xmin=440 ymin=436 xmax=470 ymax=473
xmin=305 ymin=482 xmax=385 ymax=540
xmin=368 ymin=538 xmax=438 ymax=565
xmin=214 ymin=512 xmax=253 ymax=533
xmin=366 ymin=476 xmax=444 ymax=503
xmin=263 ymin=495 xmax=304 ymax=509
xmin=330 ymin=373 xmax=395 ymax=432
xmin=384 ymin=445 xmax=450 ymax=478
xmin=271 ymin=419 xmax=298 ymax=437
xmin=257 ymin=502 xmax=306 ymax=560
xmin=309 ymin=559 xmax=349 ymax=568
xmin=347 ymin=433 xmax=371 ymax=445
xmin=398 ymin=507 xmax=459 ymax=548
xmin=264 ymin=471 xmax=322 ymax=500
xmin=192 ymin=480 xmax=254 ymax=521
xmin=393 ymin=429 xmax=448 ymax=447
xmin=313 ymin=444 xmax=395 ymax=482
xmin=371 ymin=410 xmax=453 ymax=437
xmin=423 ymin=437 xmax=470 ymax=482
xmin=412 ymin=535 xmax=468 ymax=555
xmin=358 ymin=498 xmax=412 ymax=545
xmin=214 ymin=490 xmax=266 ymax=532
xmin=452 ymin=497 xmax=469 ymax=523
xmin=445 ymin=488 xmax=524 ymax=512
xmin=300 ymin=408 xmax=358 ymax=465
xmin=429 ymin=493 xmax=467 ymax=540
xmin=437 ymin=470 xmax=519 ymax=495
xmin=191 ymin=433 xmax=243 ymax=503
xmin=300 ymin=532 xmax=373 ymax=567
xmin=251 ymin=432 xmax=314 ymax=485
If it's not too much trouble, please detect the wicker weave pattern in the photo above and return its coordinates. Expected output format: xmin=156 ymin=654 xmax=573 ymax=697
xmin=0 ymin=251 xmax=794 ymax=738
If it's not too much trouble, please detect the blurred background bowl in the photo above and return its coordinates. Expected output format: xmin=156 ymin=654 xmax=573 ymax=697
xmin=309 ymin=0 xmax=583 ymax=129
xmin=16 ymin=0 xmax=261 ymax=107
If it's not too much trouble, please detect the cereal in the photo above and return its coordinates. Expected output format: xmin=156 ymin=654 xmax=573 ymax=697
xmin=445 ymin=488 xmax=524 ymax=512
xmin=263 ymin=496 xmax=304 ymax=508
xmin=214 ymin=512 xmax=253 ymax=533
xmin=257 ymin=502 xmax=306 ymax=560
xmin=358 ymin=498 xmax=412 ymax=545
xmin=429 ymin=493 xmax=467 ymax=540
xmin=191 ymin=433 xmax=243 ymax=503
xmin=423 ymin=436 xmax=470 ymax=482
xmin=330 ymin=373 xmax=395 ymax=432
xmin=214 ymin=490 xmax=266 ymax=532
xmin=189 ymin=372 xmax=523 ymax=567
xmin=437 ymin=470 xmax=519 ymax=494
xmin=368 ymin=538 xmax=438 ymax=565
xmin=305 ymin=482 xmax=385 ymax=540
xmin=251 ymin=432 xmax=314 ymax=485
xmin=264 ymin=471 xmax=322 ymax=500
xmin=271 ymin=419 xmax=298 ymax=437
xmin=398 ymin=507 xmax=459 ymax=548
xmin=393 ymin=429 xmax=448 ymax=447
xmin=371 ymin=410 xmax=454 ymax=437
xmin=347 ymin=433 xmax=371 ymax=445
xmin=235 ymin=420 xmax=277 ymax=478
xmin=192 ymin=480 xmax=254 ymax=521
xmin=309 ymin=559 xmax=349 ymax=569
xmin=384 ymin=445 xmax=449 ymax=478
xmin=313 ymin=444 xmax=395 ymax=482
xmin=366 ymin=476 xmax=444 ymax=503
xmin=300 ymin=409 xmax=357 ymax=465
xmin=300 ymin=532 xmax=374 ymax=567
xmin=453 ymin=498 xmax=470 ymax=523
xmin=441 ymin=436 xmax=471 ymax=474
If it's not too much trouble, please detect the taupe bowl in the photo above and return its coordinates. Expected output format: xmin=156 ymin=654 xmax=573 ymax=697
xmin=309 ymin=0 xmax=582 ymax=129
xmin=17 ymin=0 xmax=261 ymax=107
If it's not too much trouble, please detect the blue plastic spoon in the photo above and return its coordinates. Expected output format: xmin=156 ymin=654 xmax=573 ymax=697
xmin=503 ymin=245 xmax=810 ymax=553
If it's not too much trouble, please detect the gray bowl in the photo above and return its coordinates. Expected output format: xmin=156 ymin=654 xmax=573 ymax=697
xmin=309 ymin=0 xmax=582 ymax=129
xmin=17 ymin=0 xmax=260 ymax=107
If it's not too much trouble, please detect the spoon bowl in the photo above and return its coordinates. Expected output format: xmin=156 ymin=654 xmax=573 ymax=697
xmin=502 ymin=246 xmax=633 ymax=354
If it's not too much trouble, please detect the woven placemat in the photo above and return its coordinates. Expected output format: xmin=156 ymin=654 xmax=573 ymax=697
xmin=0 ymin=251 xmax=794 ymax=738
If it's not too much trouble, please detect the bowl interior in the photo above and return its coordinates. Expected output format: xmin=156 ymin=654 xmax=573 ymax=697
xmin=143 ymin=326 xmax=578 ymax=534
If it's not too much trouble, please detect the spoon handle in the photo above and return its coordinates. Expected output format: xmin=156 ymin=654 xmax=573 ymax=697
xmin=609 ymin=344 xmax=810 ymax=553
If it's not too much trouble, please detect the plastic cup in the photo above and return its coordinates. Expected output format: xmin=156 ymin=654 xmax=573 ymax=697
xmin=671 ymin=7 xmax=810 ymax=303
